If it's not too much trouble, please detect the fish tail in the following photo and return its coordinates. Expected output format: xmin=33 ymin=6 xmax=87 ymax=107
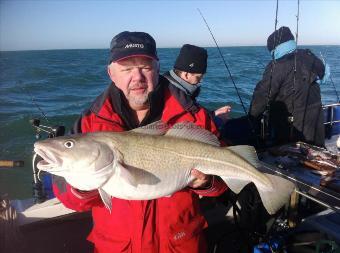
xmin=256 ymin=173 xmax=295 ymax=215
xmin=220 ymin=173 xmax=295 ymax=215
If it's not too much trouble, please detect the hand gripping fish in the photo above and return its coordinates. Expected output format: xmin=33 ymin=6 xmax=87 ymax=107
xmin=34 ymin=121 xmax=295 ymax=215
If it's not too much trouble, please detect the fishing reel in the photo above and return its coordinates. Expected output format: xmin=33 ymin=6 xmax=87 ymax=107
xmin=30 ymin=118 xmax=65 ymax=139
xmin=30 ymin=118 xmax=65 ymax=203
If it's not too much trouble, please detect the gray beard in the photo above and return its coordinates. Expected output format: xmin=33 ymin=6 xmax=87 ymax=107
xmin=127 ymin=93 xmax=149 ymax=107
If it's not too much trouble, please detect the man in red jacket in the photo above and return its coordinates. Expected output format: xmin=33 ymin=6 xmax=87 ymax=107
xmin=53 ymin=31 xmax=227 ymax=253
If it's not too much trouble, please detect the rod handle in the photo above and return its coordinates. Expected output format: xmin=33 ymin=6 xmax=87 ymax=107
xmin=0 ymin=160 xmax=24 ymax=168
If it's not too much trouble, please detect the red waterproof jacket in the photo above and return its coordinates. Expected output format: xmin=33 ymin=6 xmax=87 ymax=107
xmin=53 ymin=77 xmax=227 ymax=253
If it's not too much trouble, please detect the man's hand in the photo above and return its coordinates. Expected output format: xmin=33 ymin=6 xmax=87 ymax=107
xmin=214 ymin=105 xmax=231 ymax=124
xmin=189 ymin=169 xmax=212 ymax=189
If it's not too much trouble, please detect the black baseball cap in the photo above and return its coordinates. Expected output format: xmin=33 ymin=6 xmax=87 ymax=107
xmin=109 ymin=31 xmax=158 ymax=63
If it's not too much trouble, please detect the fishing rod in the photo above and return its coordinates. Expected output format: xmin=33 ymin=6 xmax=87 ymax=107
xmin=197 ymin=8 xmax=263 ymax=147
xmin=290 ymin=0 xmax=300 ymax=141
xmin=274 ymin=0 xmax=279 ymax=34
xmin=20 ymin=83 xmax=65 ymax=138
xmin=197 ymin=8 xmax=248 ymax=116
xmin=0 ymin=84 xmax=52 ymax=171
xmin=295 ymin=0 xmax=300 ymax=46
xmin=20 ymin=82 xmax=65 ymax=203
xmin=261 ymin=0 xmax=280 ymax=143
xmin=329 ymin=76 xmax=340 ymax=102
xmin=319 ymin=52 xmax=340 ymax=103
xmin=293 ymin=0 xmax=300 ymax=83
xmin=0 ymin=160 xmax=24 ymax=168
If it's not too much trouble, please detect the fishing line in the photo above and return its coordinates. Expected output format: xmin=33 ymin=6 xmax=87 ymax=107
xmin=20 ymin=82 xmax=50 ymax=124
xmin=197 ymin=8 xmax=248 ymax=116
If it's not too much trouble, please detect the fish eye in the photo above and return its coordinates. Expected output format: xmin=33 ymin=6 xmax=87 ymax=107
xmin=64 ymin=140 xmax=75 ymax=149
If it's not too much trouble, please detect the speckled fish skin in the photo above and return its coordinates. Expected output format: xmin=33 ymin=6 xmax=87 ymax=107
xmin=34 ymin=128 xmax=295 ymax=215
xmin=99 ymin=131 xmax=272 ymax=198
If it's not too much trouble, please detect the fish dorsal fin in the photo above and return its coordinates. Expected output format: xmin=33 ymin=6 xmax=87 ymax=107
xmin=130 ymin=121 xmax=169 ymax=136
xmin=165 ymin=121 xmax=220 ymax=146
xmin=226 ymin=145 xmax=261 ymax=168
xmin=131 ymin=120 xmax=220 ymax=146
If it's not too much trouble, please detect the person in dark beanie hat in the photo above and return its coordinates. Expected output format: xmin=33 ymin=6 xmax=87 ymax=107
xmin=52 ymin=32 xmax=228 ymax=253
xmin=163 ymin=44 xmax=231 ymax=128
xmin=266 ymin=26 xmax=294 ymax=52
xmin=174 ymin=44 xmax=208 ymax=74
xmin=249 ymin=26 xmax=327 ymax=147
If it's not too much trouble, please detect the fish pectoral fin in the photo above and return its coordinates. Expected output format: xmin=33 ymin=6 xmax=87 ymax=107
xmin=221 ymin=177 xmax=251 ymax=194
xmin=226 ymin=145 xmax=261 ymax=168
xmin=166 ymin=121 xmax=220 ymax=146
xmin=117 ymin=163 xmax=138 ymax=187
xmin=98 ymin=188 xmax=112 ymax=213
xmin=119 ymin=163 xmax=161 ymax=186
xmin=130 ymin=120 xmax=169 ymax=136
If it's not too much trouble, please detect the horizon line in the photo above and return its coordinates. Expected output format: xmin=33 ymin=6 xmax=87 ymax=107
xmin=1 ymin=44 xmax=339 ymax=53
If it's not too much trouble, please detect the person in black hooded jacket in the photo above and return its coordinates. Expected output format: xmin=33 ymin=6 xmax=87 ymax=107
xmin=249 ymin=26 xmax=326 ymax=147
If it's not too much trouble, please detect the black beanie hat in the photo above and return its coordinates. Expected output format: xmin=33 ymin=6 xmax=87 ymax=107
xmin=174 ymin=44 xmax=208 ymax=74
xmin=267 ymin=26 xmax=295 ymax=52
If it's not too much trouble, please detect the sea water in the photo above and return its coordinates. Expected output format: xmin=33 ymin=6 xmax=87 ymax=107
xmin=0 ymin=46 xmax=339 ymax=199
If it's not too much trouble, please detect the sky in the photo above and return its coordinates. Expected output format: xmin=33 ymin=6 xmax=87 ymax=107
xmin=0 ymin=0 xmax=339 ymax=51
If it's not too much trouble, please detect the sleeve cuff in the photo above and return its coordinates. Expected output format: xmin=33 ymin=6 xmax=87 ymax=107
xmin=191 ymin=176 xmax=228 ymax=197
xmin=70 ymin=187 xmax=99 ymax=199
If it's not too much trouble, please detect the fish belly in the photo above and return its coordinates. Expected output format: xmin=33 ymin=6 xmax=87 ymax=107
xmin=101 ymin=139 xmax=195 ymax=199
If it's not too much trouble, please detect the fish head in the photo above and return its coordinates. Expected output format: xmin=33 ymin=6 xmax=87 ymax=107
xmin=34 ymin=134 xmax=115 ymax=175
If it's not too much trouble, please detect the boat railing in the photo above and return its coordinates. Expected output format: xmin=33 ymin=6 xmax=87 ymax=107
xmin=323 ymin=103 xmax=340 ymax=138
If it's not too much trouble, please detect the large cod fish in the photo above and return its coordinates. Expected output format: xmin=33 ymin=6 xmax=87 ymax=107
xmin=34 ymin=121 xmax=295 ymax=215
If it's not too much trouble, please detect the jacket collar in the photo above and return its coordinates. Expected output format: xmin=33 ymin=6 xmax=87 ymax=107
xmin=168 ymin=70 xmax=201 ymax=96
xmin=271 ymin=40 xmax=297 ymax=60
xmin=90 ymin=79 xmax=165 ymax=130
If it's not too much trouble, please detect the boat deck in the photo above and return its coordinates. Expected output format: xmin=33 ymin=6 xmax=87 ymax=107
xmin=259 ymin=148 xmax=340 ymax=212
xmin=8 ymin=211 xmax=93 ymax=253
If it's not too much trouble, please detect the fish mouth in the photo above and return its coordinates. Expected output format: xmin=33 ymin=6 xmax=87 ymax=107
xmin=34 ymin=147 xmax=63 ymax=172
